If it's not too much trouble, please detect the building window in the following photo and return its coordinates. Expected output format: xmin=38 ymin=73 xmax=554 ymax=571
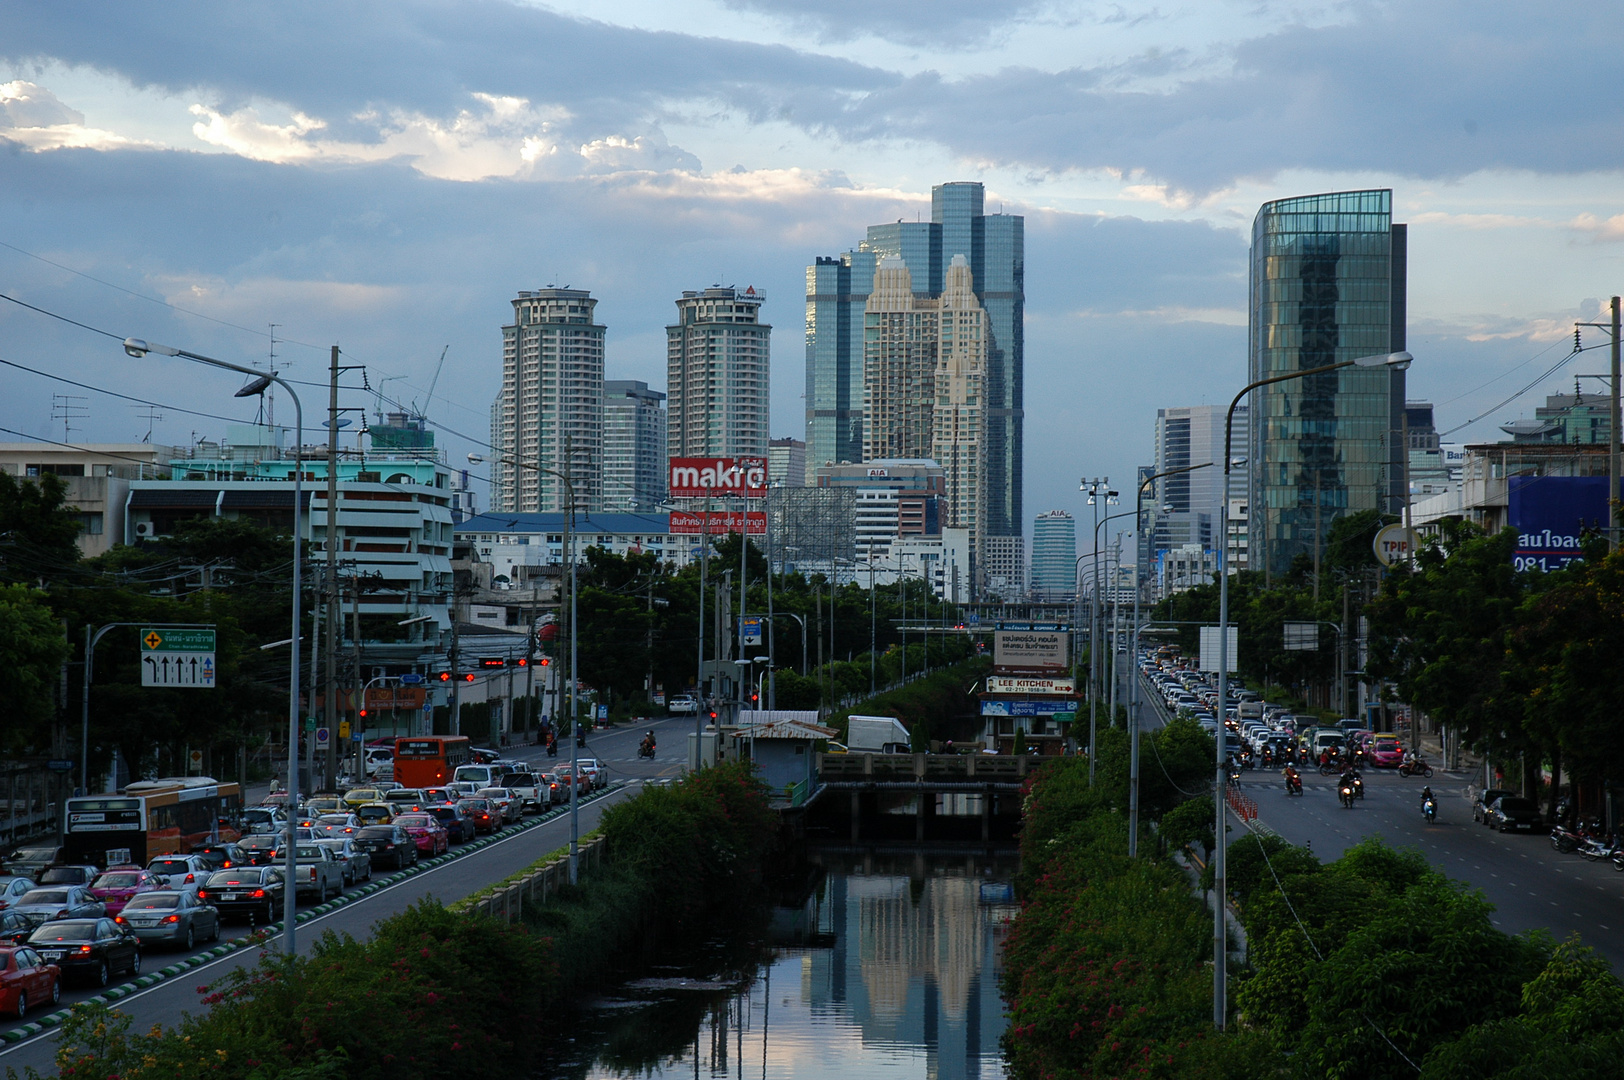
xmin=79 ymin=512 xmax=104 ymax=536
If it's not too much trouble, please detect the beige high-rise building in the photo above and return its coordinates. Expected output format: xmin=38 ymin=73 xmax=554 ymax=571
xmin=863 ymin=254 xmax=987 ymax=569
xmin=491 ymin=287 xmax=604 ymax=512
xmin=666 ymin=286 xmax=770 ymax=460
xmin=931 ymin=255 xmax=987 ymax=556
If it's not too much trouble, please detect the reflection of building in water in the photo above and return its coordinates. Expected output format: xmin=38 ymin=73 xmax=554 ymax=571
xmin=805 ymin=859 xmax=1011 ymax=1080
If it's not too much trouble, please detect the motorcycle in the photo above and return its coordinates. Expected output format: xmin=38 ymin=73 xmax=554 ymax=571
xmin=1226 ymin=763 xmax=1243 ymax=786
xmin=1551 ymin=824 xmax=1584 ymax=853
xmin=1422 ymin=796 xmax=1437 ymax=823
xmin=1350 ymin=774 xmax=1365 ymax=799
xmin=1580 ymin=835 xmax=1619 ymax=862
xmin=638 ymin=737 xmax=657 ymax=760
xmin=1612 ymin=847 xmax=1624 ymax=873
xmin=1338 ymin=781 xmax=1356 ymax=808
xmin=1318 ymin=760 xmax=1340 ymax=776
xmin=1284 ymin=772 xmax=1303 ymax=796
xmin=1399 ymin=759 xmax=1434 ymax=778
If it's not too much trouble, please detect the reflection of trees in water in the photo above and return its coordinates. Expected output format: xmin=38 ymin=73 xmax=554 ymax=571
xmin=857 ymin=874 xmax=984 ymax=1020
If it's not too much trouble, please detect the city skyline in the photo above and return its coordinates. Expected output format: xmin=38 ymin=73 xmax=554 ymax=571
xmin=0 ymin=4 xmax=1619 ymax=536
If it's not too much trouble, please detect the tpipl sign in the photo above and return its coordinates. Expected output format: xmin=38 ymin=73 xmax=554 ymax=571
xmin=669 ymin=457 xmax=768 ymax=498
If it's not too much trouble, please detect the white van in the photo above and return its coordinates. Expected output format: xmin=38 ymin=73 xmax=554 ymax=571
xmin=452 ymin=764 xmax=499 ymax=788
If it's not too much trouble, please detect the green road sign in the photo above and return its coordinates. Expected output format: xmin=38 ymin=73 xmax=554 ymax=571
xmin=140 ymin=628 xmax=216 ymax=652
xmin=304 ymin=717 xmax=317 ymax=733
xmin=1053 ymin=711 xmax=1077 ymax=724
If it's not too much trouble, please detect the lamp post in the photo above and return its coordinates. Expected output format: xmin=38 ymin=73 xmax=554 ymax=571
xmin=122 ymin=337 xmax=306 ymax=956
xmin=469 ymin=445 xmax=583 ymax=883
xmin=1084 ymin=506 xmax=1133 ymax=780
xmin=1209 ymin=350 xmax=1412 ymax=1028
xmin=1125 ymin=462 xmax=1214 ymax=857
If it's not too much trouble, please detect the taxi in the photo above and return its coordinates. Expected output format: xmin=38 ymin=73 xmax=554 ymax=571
xmin=342 ymin=787 xmax=385 ymax=810
xmin=88 ymin=866 xmax=163 ymax=916
xmin=1367 ymin=735 xmax=1405 ymax=768
xmin=354 ymin=802 xmax=395 ymax=827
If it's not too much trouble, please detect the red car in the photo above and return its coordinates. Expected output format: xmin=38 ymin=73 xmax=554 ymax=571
xmin=392 ymin=814 xmax=450 ymax=855
xmin=454 ymin=799 xmax=499 ymax=836
xmin=1366 ymin=736 xmax=1405 ymax=768
xmin=0 ymin=945 xmax=60 ymax=1018
xmin=88 ymin=867 xmax=162 ymax=916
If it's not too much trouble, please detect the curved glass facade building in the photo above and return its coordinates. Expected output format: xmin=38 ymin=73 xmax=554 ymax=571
xmin=1248 ymin=189 xmax=1407 ymax=578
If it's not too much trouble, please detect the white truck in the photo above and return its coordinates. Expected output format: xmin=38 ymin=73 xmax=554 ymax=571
xmin=291 ymin=844 xmax=344 ymax=902
xmin=846 ymin=715 xmax=913 ymax=754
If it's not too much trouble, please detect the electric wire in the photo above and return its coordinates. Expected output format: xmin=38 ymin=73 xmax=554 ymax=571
xmin=0 ymin=356 xmax=249 ymax=425
xmin=1438 ymin=345 xmax=1592 ymax=438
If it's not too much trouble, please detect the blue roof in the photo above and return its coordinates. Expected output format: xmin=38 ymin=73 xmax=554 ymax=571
xmin=456 ymin=512 xmax=673 ymax=535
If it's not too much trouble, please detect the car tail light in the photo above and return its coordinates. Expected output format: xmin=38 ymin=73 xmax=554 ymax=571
xmin=163 ymin=915 xmax=179 ymax=924
xmin=113 ymin=916 xmax=125 ymax=924
xmin=251 ymin=889 xmax=266 ymax=898
xmin=185 ymin=874 xmax=195 ymax=883
xmin=197 ymin=890 xmax=208 ymax=900
xmin=78 ymin=945 xmax=91 ymax=954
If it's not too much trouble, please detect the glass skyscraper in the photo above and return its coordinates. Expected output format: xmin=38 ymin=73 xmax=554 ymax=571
xmin=804 ymin=182 xmax=1023 ymax=536
xmin=1248 ymin=189 xmax=1407 ymax=578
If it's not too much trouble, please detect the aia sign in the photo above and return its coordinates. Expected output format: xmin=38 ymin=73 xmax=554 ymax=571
xmin=668 ymin=457 xmax=768 ymax=498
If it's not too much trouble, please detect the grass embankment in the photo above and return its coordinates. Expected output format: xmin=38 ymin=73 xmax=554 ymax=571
xmin=16 ymin=762 xmax=776 ymax=1080
xmin=1002 ymin=720 xmax=1624 ymax=1079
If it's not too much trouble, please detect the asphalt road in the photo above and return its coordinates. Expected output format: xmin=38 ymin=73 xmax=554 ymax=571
xmin=0 ymin=715 xmax=696 ymax=1073
xmin=1124 ymin=664 xmax=1624 ymax=976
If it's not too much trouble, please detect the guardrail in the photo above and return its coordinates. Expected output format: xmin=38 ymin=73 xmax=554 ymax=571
xmin=816 ymin=753 xmax=1033 ymax=783
xmin=462 ymin=835 xmax=607 ymax=924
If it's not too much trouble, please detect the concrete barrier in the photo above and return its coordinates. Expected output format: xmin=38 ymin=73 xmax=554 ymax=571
xmin=468 ymin=835 xmax=609 ymax=925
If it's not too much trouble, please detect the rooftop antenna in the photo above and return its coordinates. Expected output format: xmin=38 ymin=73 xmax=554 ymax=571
xmin=51 ymin=394 xmax=88 ymax=441
xmin=131 ymin=404 xmax=164 ymax=442
xmin=262 ymin=323 xmax=281 ymax=430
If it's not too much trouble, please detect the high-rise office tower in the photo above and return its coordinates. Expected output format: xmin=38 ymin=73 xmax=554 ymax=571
xmin=863 ymin=256 xmax=937 ymax=462
xmin=602 ymin=379 xmax=666 ymax=512
xmin=932 ymin=255 xmax=988 ymax=557
xmin=1249 ymin=189 xmax=1407 ymax=577
xmin=667 ymin=286 xmax=770 ymax=460
xmin=491 ymin=287 xmax=604 ymax=512
xmin=1141 ymin=405 xmax=1247 ymax=580
xmin=1030 ymin=510 xmax=1077 ymax=601
xmin=768 ymin=438 xmax=806 ymax=487
xmin=805 ymin=181 xmax=1022 ymax=532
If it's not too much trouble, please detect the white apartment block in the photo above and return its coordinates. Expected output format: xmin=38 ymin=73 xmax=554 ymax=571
xmin=667 ymin=286 xmax=770 ymax=459
xmin=492 ymin=288 xmax=605 ymax=513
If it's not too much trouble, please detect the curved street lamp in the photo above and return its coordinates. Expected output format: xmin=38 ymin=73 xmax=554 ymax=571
xmin=1210 ymin=349 xmax=1412 ymax=1028
xmin=123 ymin=337 xmax=306 ymax=956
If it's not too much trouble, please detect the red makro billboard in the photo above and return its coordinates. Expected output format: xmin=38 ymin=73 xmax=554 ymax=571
xmin=668 ymin=457 xmax=768 ymax=498
xmin=668 ymin=510 xmax=767 ymax=536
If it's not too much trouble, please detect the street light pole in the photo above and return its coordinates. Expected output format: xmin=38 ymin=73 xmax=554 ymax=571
xmin=1126 ymin=462 xmax=1214 ymax=857
xmin=122 ymin=337 xmax=305 ymax=957
xmin=1211 ymin=350 xmax=1411 ymax=1028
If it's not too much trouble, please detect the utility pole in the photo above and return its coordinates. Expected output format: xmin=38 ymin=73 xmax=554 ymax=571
xmin=1613 ymin=295 xmax=1621 ymax=551
xmin=323 ymin=345 xmax=340 ymax=790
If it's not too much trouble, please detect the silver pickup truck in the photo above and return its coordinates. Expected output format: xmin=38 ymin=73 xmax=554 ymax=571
xmin=291 ymin=844 xmax=343 ymax=902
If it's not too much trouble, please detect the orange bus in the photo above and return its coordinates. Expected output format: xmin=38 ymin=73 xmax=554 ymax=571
xmin=392 ymin=736 xmax=473 ymax=788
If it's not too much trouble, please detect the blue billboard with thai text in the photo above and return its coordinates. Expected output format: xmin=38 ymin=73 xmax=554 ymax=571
xmin=1507 ymin=475 xmax=1608 ymax=572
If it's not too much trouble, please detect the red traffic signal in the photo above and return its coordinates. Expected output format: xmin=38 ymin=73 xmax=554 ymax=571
xmin=463 ymin=673 xmax=476 ymax=682
xmin=438 ymin=672 xmax=452 ymax=682
xmin=479 ymin=657 xmax=506 ymax=669
xmin=358 ymin=709 xmax=368 ymax=718
xmin=515 ymin=657 xmax=529 ymax=667
xmin=539 ymin=658 xmax=551 ymax=666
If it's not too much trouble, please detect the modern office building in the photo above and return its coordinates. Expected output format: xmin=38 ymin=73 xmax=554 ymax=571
xmin=1029 ymin=510 xmax=1078 ymax=602
xmin=863 ymin=256 xmax=937 ymax=463
xmin=768 ymin=437 xmax=806 ymax=487
xmin=1157 ymin=544 xmax=1219 ymax=597
xmin=815 ymin=458 xmax=945 ymax=564
xmin=804 ymin=181 xmax=1023 ymax=536
xmin=602 ymin=380 xmax=667 ymax=512
xmin=492 ymin=287 xmax=605 ymax=513
xmin=1249 ymin=189 xmax=1407 ymax=578
xmin=982 ymin=534 xmax=1027 ymax=602
xmin=667 ymin=286 xmax=770 ymax=460
xmin=1141 ymin=404 xmax=1245 ymax=579
xmin=932 ymin=255 xmax=989 ymax=560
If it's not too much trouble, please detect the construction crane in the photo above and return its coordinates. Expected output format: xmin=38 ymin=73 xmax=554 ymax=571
xmin=414 ymin=345 xmax=450 ymax=420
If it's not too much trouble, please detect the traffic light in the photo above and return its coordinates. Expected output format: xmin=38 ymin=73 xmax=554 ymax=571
xmin=515 ymin=657 xmax=529 ymax=667
xmin=438 ymin=672 xmax=452 ymax=683
xmin=539 ymin=658 xmax=551 ymax=667
xmin=479 ymin=657 xmax=506 ymax=669
xmin=358 ymin=708 xmax=368 ymax=719
xmin=463 ymin=673 xmax=475 ymax=682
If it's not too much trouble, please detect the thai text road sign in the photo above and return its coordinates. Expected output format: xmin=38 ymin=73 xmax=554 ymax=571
xmin=139 ymin=628 xmax=216 ymax=688
xmin=740 ymin=616 xmax=763 ymax=646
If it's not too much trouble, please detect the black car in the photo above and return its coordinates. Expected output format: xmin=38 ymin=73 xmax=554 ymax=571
xmin=426 ymin=804 xmax=474 ymax=844
xmin=1490 ymin=797 xmax=1544 ymax=833
xmin=190 ymin=843 xmax=250 ymax=872
xmin=0 ymin=912 xmax=32 ymax=945
xmin=236 ymin=835 xmax=281 ymax=866
xmin=354 ymin=826 xmax=417 ymax=871
xmin=27 ymin=918 xmax=140 ymax=987
xmin=37 ymin=866 xmax=99 ymax=888
xmin=1473 ymin=789 xmax=1518 ymax=825
xmin=197 ymin=867 xmax=285 ymax=926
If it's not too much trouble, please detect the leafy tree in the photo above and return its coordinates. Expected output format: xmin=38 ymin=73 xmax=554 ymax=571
xmin=0 ymin=584 xmax=72 ymax=753
xmin=0 ymin=471 xmax=84 ymax=585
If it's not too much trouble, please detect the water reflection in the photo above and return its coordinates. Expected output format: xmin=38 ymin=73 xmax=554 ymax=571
xmin=572 ymin=849 xmax=1017 ymax=1080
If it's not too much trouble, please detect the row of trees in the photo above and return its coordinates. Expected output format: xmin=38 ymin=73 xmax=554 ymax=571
xmin=2 ymin=472 xmax=968 ymax=783
xmin=1003 ymin=721 xmax=1624 ymax=1078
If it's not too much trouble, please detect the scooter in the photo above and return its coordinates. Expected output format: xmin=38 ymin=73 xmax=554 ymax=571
xmin=1284 ymin=772 xmax=1303 ymax=796
xmin=638 ymin=738 xmax=657 ymax=760
xmin=1399 ymin=758 xmax=1434 ymax=778
xmin=1338 ymin=781 xmax=1356 ymax=808
xmin=1422 ymin=796 xmax=1437 ymax=823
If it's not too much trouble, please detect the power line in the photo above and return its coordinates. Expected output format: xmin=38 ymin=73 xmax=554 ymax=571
xmin=1438 ymin=346 xmax=1587 ymax=438
xmin=0 ymin=356 xmax=248 ymax=425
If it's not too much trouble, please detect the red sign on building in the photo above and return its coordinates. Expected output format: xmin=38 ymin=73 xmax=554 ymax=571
xmin=668 ymin=457 xmax=768 ymax=498
xmin=668 ymin=510 xmax=767 ymax=536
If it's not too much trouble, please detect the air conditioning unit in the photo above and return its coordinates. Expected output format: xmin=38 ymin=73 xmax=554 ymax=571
xmin=134 ymin=521 xmax=155 ymax=538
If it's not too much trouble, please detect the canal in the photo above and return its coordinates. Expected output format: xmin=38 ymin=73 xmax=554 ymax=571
xmin=544 ymin=847 xmax=1018 ymax=1080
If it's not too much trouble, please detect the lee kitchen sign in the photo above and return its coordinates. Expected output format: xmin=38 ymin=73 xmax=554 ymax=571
xmin=986 ymin=676 xmax=1076 ymax=695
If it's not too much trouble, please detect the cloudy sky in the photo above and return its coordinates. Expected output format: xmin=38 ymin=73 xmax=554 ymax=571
xmin=2 ymin=0 xmax=1620 ymax=538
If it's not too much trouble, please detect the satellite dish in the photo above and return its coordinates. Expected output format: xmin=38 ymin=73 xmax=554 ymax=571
xmin=322 ymin=419 xmax=353 ymax=429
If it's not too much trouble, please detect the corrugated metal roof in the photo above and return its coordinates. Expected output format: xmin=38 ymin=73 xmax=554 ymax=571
xmin=736 ymin=717 xmax=839 ymax=741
